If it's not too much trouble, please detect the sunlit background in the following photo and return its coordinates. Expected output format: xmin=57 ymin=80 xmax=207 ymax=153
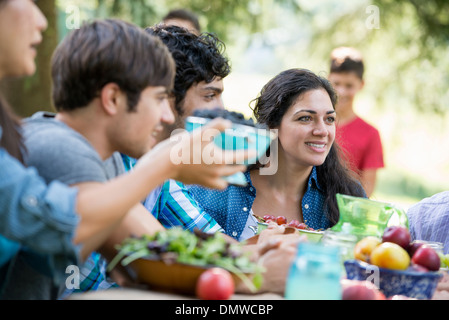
xmin=3 ymin=0 xmax=448 ymax=211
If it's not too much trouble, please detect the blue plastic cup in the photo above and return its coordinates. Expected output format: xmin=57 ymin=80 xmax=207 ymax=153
xmin=185 ymin=116 xmax=276 ymax=186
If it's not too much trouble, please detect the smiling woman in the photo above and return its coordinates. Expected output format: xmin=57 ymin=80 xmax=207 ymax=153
xmin=0 ymin=0 xmax=47 ymax=78
xmin=276 ymin=89 xmax=336 ymax=167
xmin=188 ymin=68 xmax=367 ymax=241
xmin=0 ymin=0 xmax=47 ymax=161
xmin=250 ymin=68 xmax=366 ymax=226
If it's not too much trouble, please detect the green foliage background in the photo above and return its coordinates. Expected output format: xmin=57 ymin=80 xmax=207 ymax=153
xmin=2 ymin=0 xmax=448 ymax=206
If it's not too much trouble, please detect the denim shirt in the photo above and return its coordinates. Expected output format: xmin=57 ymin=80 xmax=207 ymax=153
xmin=188 ymin=167 xmax=331 ymax=240
xmin=0 ymin=127 xmax=81 ymax=288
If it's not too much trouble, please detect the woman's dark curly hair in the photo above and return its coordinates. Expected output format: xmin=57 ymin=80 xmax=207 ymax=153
xmin=145 ymin=24 xmax=231 ymax=116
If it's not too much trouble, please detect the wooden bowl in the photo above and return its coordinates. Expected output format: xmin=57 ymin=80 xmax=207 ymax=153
xmin=128 ymin=257 xmax=246 ymax=296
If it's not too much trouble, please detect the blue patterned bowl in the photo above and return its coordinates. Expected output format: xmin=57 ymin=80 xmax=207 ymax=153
xmin=344 ymin=259 xmax=443 ymax=299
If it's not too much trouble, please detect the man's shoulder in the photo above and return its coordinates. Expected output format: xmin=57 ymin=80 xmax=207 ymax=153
xmin=407 ymin=191 xmax=449 ymax=219
xmin=410 ymin=192 xmax=449 ymax=208
xmin=22 ymin=112 xmax=107 ymax=184
xmin=23 ymin=112 xmax=95 ymax=154
xmin=24 ymin=111 xmax=60 ymax=131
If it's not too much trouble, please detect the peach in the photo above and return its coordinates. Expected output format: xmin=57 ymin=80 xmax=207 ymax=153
xmin=354 ymin=236 xmax=382 ymax=262
xmin=370 ymin=242 xmax=410 ymax=270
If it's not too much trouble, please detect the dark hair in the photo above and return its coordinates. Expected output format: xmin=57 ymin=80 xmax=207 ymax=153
xmin=329 ymin=47 xmax=364 ymax=80
xmin=51 ymin=18 xmax=175 ymax=112
xmin=145 ymin=24 xmax=230 ymax=117
xmin=251 ymin=68 xmax=365 ymax=226
xmin=162 ymin=9 xmax=201 ymax=33
xmin=0 ymin=94 xmax=25 ymax=163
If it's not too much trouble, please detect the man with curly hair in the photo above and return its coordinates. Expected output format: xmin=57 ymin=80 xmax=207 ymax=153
xmin=122 ymin=24 xmax=231 ymax=234
xmin=150 ymin=24 xmax=230 ymax=142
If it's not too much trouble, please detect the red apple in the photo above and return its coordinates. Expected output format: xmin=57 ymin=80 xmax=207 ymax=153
xmin=276 ymin=216 xmax=287 ymax=225
xmin=411 ymin=246 xmax=441 ymax=271
xmin=196 ymin=268 xmax=235 ymax=300
xmin=382 ymin=226 xmax=411 ymax=249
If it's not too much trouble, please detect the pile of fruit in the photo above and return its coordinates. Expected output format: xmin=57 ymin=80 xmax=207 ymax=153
xmin=354 ymin=226 xmax=441 ymax=272
xmin=256 ymin=214 xmax=319 ymax=231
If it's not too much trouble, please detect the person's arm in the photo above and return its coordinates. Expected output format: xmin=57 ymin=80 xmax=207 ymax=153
xmin=70 ymin=181 xmax=164 ymax=260
xmin=98 ymin=200 xmax=166 ymax=287
xmin=360 ymin=129 xmax=384 ymax=197
xmin=236 ymin=226 xmax=305 ymax=294
xmin=74 ymin=118 xmax=250 ymax=257
xmin=0 ymin=118 xmax=249 ymax=261
xmin=154 ymin=180 xmax=224 ymax=233
xmin=360 ymin=168 xmax=377 ymax=197
xmin=0 ymin=147 xmax=79 ymax=260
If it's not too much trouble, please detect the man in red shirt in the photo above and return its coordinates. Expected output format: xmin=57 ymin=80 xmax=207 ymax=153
xmin=328 ymin=47 xmax=384 ymax=197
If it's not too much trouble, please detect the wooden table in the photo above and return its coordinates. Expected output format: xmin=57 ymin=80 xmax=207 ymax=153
xmin=68 ymin=288 xmax=284 ymax=300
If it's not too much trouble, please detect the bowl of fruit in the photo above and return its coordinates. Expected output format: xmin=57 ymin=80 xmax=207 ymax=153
xmin=254 ymin=214 xmax=324 ymax=243
xmin=107 ymin=228 xmax=262 ymax=296
xmin=344 ymin=226 xmax=444 ymax=299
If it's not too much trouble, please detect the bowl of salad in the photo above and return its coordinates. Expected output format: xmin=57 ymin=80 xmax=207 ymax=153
xmin=107 ymin=228 xmax=262 ymax=295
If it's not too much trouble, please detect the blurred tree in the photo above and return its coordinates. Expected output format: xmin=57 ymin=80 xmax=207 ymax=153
xmin=371 ymin=0 xmax=449 ymax=114
xmin=58 ymin=0 xmax=301 ymax=43
xmin=2 ymin=0 xmax=447 ymax=117
xmin=287 ymin=0 xmax=449 ymax=115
